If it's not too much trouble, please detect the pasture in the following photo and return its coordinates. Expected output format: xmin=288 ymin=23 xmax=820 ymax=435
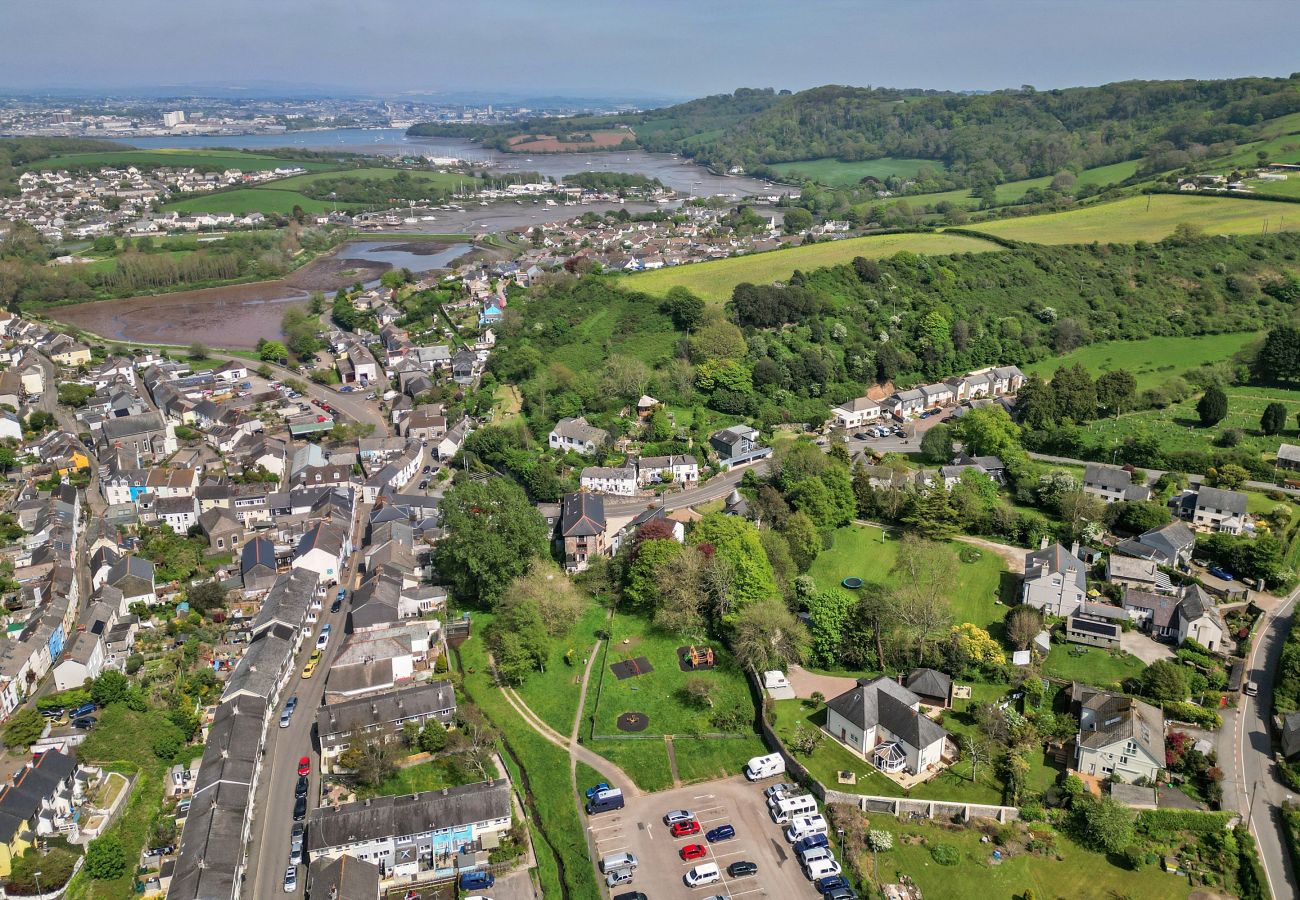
xmin=266 ymin=166 xmax=474 ymax=192
xmin=625 ymin=231 xmax=1000 ymax=300
xmin=22 ymin=148 xmax=338 ymax=173
xmin=967 ymin=194 xmax=1297 ymax=244
xmin=162 ymin=188 xmax=347 ymax=216
xmin=770 ymin=156 xmax=944 ymax=188
xmin=1025 ymin=333 xmax=1261 ymax=392
xmin=913 ymin=159 xmax=1144 ymax=210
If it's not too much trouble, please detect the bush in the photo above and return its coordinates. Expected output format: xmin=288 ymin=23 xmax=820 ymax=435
xmin=85 ymin=834 xmax=128 ymax=880
xmin=1163 ymin=701 xmax=1223 ymax=729
xmin=930 ymin=841 xmax=960 ymax=865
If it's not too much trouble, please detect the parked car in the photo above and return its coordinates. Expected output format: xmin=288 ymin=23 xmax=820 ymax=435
xmin=728 ymin=860 xmax=758 ymax=877
xmin=330 ymin=598 xmax=342 ymax=614
xmin=284 ymin=865 xmax=298 ymax=893
xmin=70 ymin=703 xmax=96 ymax=718
xmin=679 ymin=843 xmax=708 ymax=861
xmin=606 ymin=868 xmax=635 ymax=887
xmin=825 ymin=887 xmax=859 ymax=900
xmin=764 ymin=782 xmax=794 ymax=799
xmin=316 ymin=624 xmax=331 ymax=649
xmin=793 ymin=833 xmax=829 ymax=854
xmin=1245 ymin=681 xmax=1259 ymax=696
xmin=670 ymin=820 xmax=701 ymax=837
xmin=297 ymin=756 xmax=311 ymax=776
xmin=458 ymin=871 xmax=494 ymax=890
xmin=663 ymin=809 xmax=694 ymax=825
xmin=292 ymin=795 xmax=306 ymax=822
xmin=71 ymin=716 xmax=96 ymax=729
xmin=422 ymin=465 xmax=432 ymax=474
xmin=816 ymin=876 xmax=850 ymax=894
xmin=584 ymin=782 xmax=611 ymax=799
xmin=295 ymin=775 xmax=309 ymax=798
xmin=290 ymin=823 xmax=304 ymax=851
xmin=1209 ymin=566 xmax=1234 ymax=581
xmin=705 ymin=824 xmax=735 ymax=843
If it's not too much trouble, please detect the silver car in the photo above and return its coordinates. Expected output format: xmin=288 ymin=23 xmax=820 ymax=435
xmin=663 ymin=809 xmax=694 ymax=825
xmin=606 ymin=867 xmax=634 ymax=887
xmin=283 ymin=865 xmax=298 ymax=893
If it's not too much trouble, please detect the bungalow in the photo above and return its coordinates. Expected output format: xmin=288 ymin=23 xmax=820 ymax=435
xmin=709 ymin=424 xmax=771 ymax=468
xmin=824 ymin=676 xmax=949 ymax=777
xmin=549 ymin=417 xmax=609 ymax=456
xmin=580 ymin=465 xmax=637 ymax=497
xmin=1071 ymin=684 xmax=1165 ymax=784
xmin=1082 ymin=463 xmax=1152 ymax=504
xmin=830 ymin=396 xmax=882 ymax=430
xmin=1021 ymin=543 xmax=1087 ymax=617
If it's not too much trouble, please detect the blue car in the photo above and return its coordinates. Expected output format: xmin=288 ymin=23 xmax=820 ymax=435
xmin=70 ymin=703 xmax=96 ymax=719
xmin=816 ymin=875 xmax=850 ymax=893
xmin=584 ymin=782 xmax=611 ymax=799
xmin=706 ymin=824 xmax=736 ymax=843
xmin=1208 ymin=566 xmax=1234 ymax=581
xmin=459 ymin=871 xmax=494 ymax=890
xmin=794 ymin=833 xmax=829 ymax=854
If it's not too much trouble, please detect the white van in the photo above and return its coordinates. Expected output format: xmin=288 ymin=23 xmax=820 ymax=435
xmin=785 ymin=813 xmax=829 ymax=842
xmin=799 ymin=846 xmax=834 ymax=867
xmin=684 ymin=863 xmax=721 ymax=887
xmin=600 ymin=852 xmax=637 ymax=873
xmin=769 ymin=793 xmax=818 ymax=824
xmin=805 ymin=857 xmax=842 ymax=880
xmin=745 ymin=753 xmax=785 ymax=781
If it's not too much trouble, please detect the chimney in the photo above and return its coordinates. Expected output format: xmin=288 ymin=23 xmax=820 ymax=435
xmin=1039 ymin=535 xmax=1050 ymax=550
xmin=1070 ymin=540 xmax=1080 ymax=559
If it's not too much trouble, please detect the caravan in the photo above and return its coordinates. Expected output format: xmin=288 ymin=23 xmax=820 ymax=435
xmin=745 ymin=753 xmax=786 ymax=781
xmin=768 ymin=792 xmax=818 ymax=824
xmin=785 ymin=812 xmax=829 ymax=842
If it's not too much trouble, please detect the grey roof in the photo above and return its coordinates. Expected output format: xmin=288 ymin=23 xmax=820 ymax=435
xmin=241 ymin=536 xmax=276 ymax=574
xmin=220 ymin=630 xmax=293 ymax=703
xmin=1118 ymin=521 xmax=1196 ymax=567
xmin=251 ymin=568 xmax=319 ymax=635
xmin=551 ymin=416 xmax=608 ymax=445
xmin=1073 ymin=684 xmax=1164 ymax=761
xmin=904 ymin=668 xmax=952 ymax=701
xmin=100 ymin=411 xmax=164 ymax=441
xmin=108 ymin=554 xmax=154 ymax=588
xmin=317 ymin=680 xmax=455 ymax=739
xmin=1123 ymin=587 xmax=1180 ymax=629
xmin=710 ymin=424 xmax=759 ymax=446
xmin=1084 ymin=462 xmax=1134 ymax=491
xmin=560 ymin=492 xmax=605 ymax=538
xmin=1278 ymin=443 xmax=1300 ymax=464
xmin=827 ymin=676 xmax=948 ymax=749
xmin=1025 ymin=543 xmax=1086 ymax=592
xmin=1195 ymin=486 xmax=1248 ymax=516
xmin=306 ymin=780 xmax=511 ymax=852
xmin=307 ymin=855 xmax=381 ymax=900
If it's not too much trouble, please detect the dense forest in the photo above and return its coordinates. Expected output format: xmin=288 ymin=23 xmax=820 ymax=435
xmin=411 ymin=77 xmax=1300 ymax=186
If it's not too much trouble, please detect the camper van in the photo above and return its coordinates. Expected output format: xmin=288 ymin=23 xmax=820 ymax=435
xmin=586 ymin=788 xmax=625 ymax=815
xmin=769 ymin=792 xmax=818 ymax=824
xmin=745 ymin=753 xmax=786 ymax=781
xmin=785 ymin=812 xmax=829 ymax=842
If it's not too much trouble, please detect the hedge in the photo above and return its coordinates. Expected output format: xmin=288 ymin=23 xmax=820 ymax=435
xmin=1163 ymin=701 xmax=1223 ymax=730
xmin=1136 ymin=809 xmax=1232 ymax=838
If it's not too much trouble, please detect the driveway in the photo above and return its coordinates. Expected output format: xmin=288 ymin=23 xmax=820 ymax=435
xmin=787 ymin=665 xmax=858 ymax=700
xmin=1120 ymin=631 xmax=1175 ymax=665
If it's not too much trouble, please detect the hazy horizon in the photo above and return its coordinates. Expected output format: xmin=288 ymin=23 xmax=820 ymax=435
xmin=2 ymin=0 xmax=1297 ymax=100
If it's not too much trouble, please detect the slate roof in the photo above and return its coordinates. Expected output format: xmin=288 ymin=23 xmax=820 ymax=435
xmin=317 ymin=680 xmax=455 ymax=738
xmin=1085 ymin=462 xmax=1133 ymax=491
xmin=307 ymin=855 xmax=381 ymax=900
xmin=1025 ymin=543 xmax=1086 ymax=591
xmin=241 ymin=537 xmax=276 ymax=574
xmin=560 ymin=492 xmax=605 ymax=538
xmin=826 ymin=675 xmax=948 ymax=750
xmin=1123 ymin=587 xmax=1180 ymax=629
xmin=306 ymin=780 xmax=511 ymax=852
xmin=551 ymin=416 xmax=608 ymax=445
xmin=905 ymin=668 xmax=952 ymax=701
xmin=1195 ymin=486 xmax=1248 ymax=516
xmin=1072 ymin=683 xmax=1164 ymax=762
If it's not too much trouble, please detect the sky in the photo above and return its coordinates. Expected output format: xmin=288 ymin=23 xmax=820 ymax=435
xmin=3 ymin=0 xmax=1298 ymax=100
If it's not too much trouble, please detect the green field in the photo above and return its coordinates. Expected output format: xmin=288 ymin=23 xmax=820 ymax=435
xmin=514 ymin=602 xmax=608 ymax=735
xmin=770 ymin=157 xmax=944 ymax=188
xmin=268 ymin=166 xmax=474 ymax=192
xmin=1041 ymin=645 xmax=1147 ymax=689
xmin=1244 ymin=174 xmax=1300 ymax=199
xmin=808 ymin=524 xmax=1012 ymax=632
xmin=968 ymin=194 xmax=1297 ymax=244
xmin=625 ymin=232 xmax=1000 ymax=299
xmin=1026 ymin=333 xmax=1261 ymax=392
xmin=163 ymin=188 xmax=347 ymax=215
xmin=23 ymin=148 xmax=338 ymax=173
xmin=915 ymin=159 xmax=1145 ymax=210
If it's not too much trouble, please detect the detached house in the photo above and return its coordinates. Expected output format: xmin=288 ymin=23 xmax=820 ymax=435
xmin=709 ymin=424 xmax=770 ymax=468
xmin=1177 ymin=487 xmax=1249 ymax=534
xmin=1082 ymin=463 xmax=1151 ymax=504
xmin=558 ymin=492 xmax=606 ymax=573
xmin=830 ymin=396 xmax=882 ymax=430
xmin=824 ymin=676 xmax=950 ymax=777
xmin=1021 ymin=543 xmax=1087 ymax=617
xmin=548 ymin=417 xmax=609 ymax=456
xmin=1071 ymin=684 xmax=1165 ymax=784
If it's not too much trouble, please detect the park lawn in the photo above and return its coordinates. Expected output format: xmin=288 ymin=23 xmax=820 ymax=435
xmin=865 ymin=818 xmax=1191 ymax=900
xmin=671 ymin=735 xmax=769 ymax=785
xmin=575 ymin=761 xmax=611 ymax=795
xmin=1025 ymin=332 xmax=1261 ymax=393
xmin=808 ymin=525 xmax=1011 ymax=633
xmin=457 ymin=631 xmax=601 ymax=900
xmin=515 ymin=602 xmax=608 ymax=735
xmin=770 ymin=157 xmax=945 ymax=188
xmin=624 ymin=232 xmax=1001 ymax=300
xmin=21 ymin=148 xmax=339 ymax=173
xmin=913 ymin=159 xmax=1146 ymax=210
xmin=967 ymin=194 xmax=1297 ymax=244
xmin=586 ymin=739 xmax=675 ymax=793
xmin=586 ymin=612 xmax=756 ymax=739
xmin=162 ymin=187 xmax=352 ymax=215
xmin=1041 ymin=644 xmax=1146 ymax=689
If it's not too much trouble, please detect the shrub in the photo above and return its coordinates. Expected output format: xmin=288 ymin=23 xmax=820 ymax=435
xmin=85 ymin=834 xmax=128 ymax=880
xmin=930 ymin=841 xmax=960 ymax=865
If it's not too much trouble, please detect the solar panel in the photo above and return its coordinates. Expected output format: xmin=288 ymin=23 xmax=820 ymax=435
xmin=1069 ymin=617 xmax=1119 ymax=637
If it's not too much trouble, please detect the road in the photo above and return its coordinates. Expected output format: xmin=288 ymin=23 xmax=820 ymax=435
xmin=1232 ymin=585 xmax=1300 ymax=899
xmin=208 ymin=353 xmax=388 ymax=431
xmin=603 ymin=460 xmax=767 ymax=517
xmin=243 ymin=499 xmax=368 ymax=899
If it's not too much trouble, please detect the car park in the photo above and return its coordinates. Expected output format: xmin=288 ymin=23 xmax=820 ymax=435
xmin=679 ymin=843 xmax=707 ymax=861
xmin=728 ymin=860 xmax=758 ymax=878
xmin=706 ymin=824 xmax=735 ymax=843
xmin=670 ymin=819 xmax=700 ymax=837
xmin=663 ymin=809 xmax=694 ymax=825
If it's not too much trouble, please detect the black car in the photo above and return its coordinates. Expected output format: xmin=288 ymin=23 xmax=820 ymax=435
xmin=292 ymin=795 xmax=307 ymax=822
xmin=612 ymin=893 xmax=648 ymax=900
xmin=727 ymin=861 xmax=758 ymax=878
xmin=330 ymin=598 xmax=342 ymax=614
xmin=71 ymin=716 xmax=97 ymax=729
xmin=295 ymin=775 xmax=309 ymax=798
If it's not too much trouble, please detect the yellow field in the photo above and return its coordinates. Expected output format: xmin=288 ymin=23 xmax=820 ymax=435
xmin=969 ymin=194 xmax=1297 ymax=244
xmin=624 ymin=232 xmax=999 ymax=299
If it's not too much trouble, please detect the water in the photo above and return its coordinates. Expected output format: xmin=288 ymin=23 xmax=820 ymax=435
xmin=112 ymin=127 xmax=780 ymax=197
xmin=338 ymin=240 xmax=472 ymax=273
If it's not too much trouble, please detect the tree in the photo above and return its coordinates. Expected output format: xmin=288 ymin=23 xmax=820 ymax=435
xmin=781 ymin=207 xmax=813 ymax=234
xmin=418 ymin=719 xmax=447 ymax=753
xmin=680 ymin=676 xmax=716 ymax=708
xmin=489 ymin=598 xmax=549 ymax=685
xmin=86 ymin=834 xmax=129 ymax=880
xmin=806 ymin=589 xmax=857 ymax=667
xmin=507 ymin=560 xmax=589 ymax=636
xmin=1212 ymin=463 xmax=1250 ymax=490
xmin=1197 ymin=385 xmax=1228 ymax=427
xmin=1138 ymin=659 xmax=1191 ymax=702
xmin=963 ymin=732 xmax=993 ymax=784
xmin=1006 ymin=605 xmax=1044 ymax=651
xmin=1254 ymin=325 xmax=1300 ymax=383
xmin=954 ymin=405 xmax=1022 ymax=459
xmin=782 ymin=511 xmax=821 ymax=573
xmin=920 ymin=422 xmax=955 ymax=464
xmin=1051 ymin=363 xmax=1098 ymax=423
xmin=1261 ymin=402 xmax=1288 ymax=436
xmin=690 ymin=513 xmax=778 ymax=623
xmin=3 ymin=709 xmax=44 ymax=749
xmin=1016 ymin=373 xmax=1058 ymax=430
xmin=624 ymin=538 xmax=682 ymax=609
xmin=186 ymin=580 xmax=228 ymax=615
xmin=653 ymin=546 xmax=708 ymax=636
xmin=91 ymin=670 xmax=131 ymax=707
xmin=259 ymin=339 xmax=289 ymax=362
xmin=661 ymin=286 xmax=706 ymax=331
xmin=187 ymin=341 xmax=208 ymax=360
xmin=57 ymin=383 xmax=95 ymax=408
xmin=730 ymin=597 xmax=809 ymax=672
xmin=903 ymin=486 xmax=957 ymax=539
xmin=949 ymin=623 xmax=1006 ymax=668
xmin=433 ymin=479 xmax=549 ymax=606
xmin=337 ymin=731 xmax=400 ymax=787
xmin=1070 ymin=796 xmax=1135 ymax=853
xmin=1002 ymin=753 xmax=1031 ymax=805
xmin=1111 ymin=500 xmax=1171 ymax=534
xmin=1096 ymin=370 xmax=1137 ymax=417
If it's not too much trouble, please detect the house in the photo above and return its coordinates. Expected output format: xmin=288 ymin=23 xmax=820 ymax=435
xmin=1082 ymin=463 xmax=1151 ymax=504
xmin=240 ymin=537 xmax=279 ymax=593
xmin=637 ymin=454 xmax=698 ymax=485
xmin=292 ymin=522 xmax=350 ymax=585
xmin=709 ymin=424 xmax=771 ymax=468
xmin=824 ymin=676 xmax=949 ymax=777
xmin=1021 ymin=543 xmax=1087 ymax=617
xmin=52 ymin=631 xmax=105 ymax=691
xmin=1105 ymin=555 xmax=1166 ymax=592
xmin=197 ymin=507 xmax=243 ymax=554
xmin=1282 ymin=712 xmax=1300 ymax=759
xmin=1277 ymin=443 xmax=1300 ymax=473
xmin=904 ymin=668 xmax=952 ymax=708
xmin=548 ymin=417 xmax=609 ymax=456
xmin=888 ymin=387 xmax=926 ymax=418
xmin=1113 ymin=521 xmax=1196 ymax=570
xmin=305 ymin=780 xmax=512 ymax=880
xmin=307 ymin=856 xmax=381 ymax=900
xmin=1071 ymin=684 xmax=1165 ymax=784
xmin=317 ymin=680 xmax=456 ymax=772
xmin=107 ymin=556 xmax=155 ymax=607
xmin=451 ymin=349 xmax=477 ymax=384
xmin=96 ymin=412 xmax=175 ymax=462
xmin=435 ymin=417 xmax=470 ymax=462
xmin=558 ymin=492 xmax=606 ymax=573
xmin=1181 ymin=487 xmax=1250 ymax=534
xmin=830 ymin=396 xmax=882 ymax=430
xmin=637 ymin=395 xmax=660 ymax=419
xmin=1122 ymin=588 xmax=1182 ymax=641
xmin=580 ymin=465 xmax=637 ymax=496
xmin=1174 ymin=584 xmax=1225 ymax=650
xmin=211 ymin=360 xmax=247 ymax=383
xmin=154 ymin=495 xmax=199 ymax=532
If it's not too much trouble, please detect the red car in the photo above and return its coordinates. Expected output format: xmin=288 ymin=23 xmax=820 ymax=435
xmin=297 ymin=756 xmax=311 ymax=776
xmin=670 ymin=820 xmax=701 ymax=838
xmin=679 ymin=843 xmax=707 ymax=861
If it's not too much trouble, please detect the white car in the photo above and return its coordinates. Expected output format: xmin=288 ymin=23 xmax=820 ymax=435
xmin=283 ymin=865 xmax=298 ymax=893
xmin=315 ymin=624 xmax=331 ymax=650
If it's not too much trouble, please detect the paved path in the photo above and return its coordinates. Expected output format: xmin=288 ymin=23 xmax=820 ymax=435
xmin=1119 ymin=630 xmax=1175 ymax=665
xmin=787 ymin=664 xmax=858 ymax=700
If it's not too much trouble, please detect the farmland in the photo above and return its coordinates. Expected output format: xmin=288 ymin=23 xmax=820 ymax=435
xmin=625 ymin=231 xmax=1001 ymax=299
xmin=262 ymin=166 xmax=472 ymax=193
xmin=162 ymin=188 xmax=347 ymax=216
xmin=913 ymin=158 xmax=1145 ymax=210
xmin=20 ymin=148 xmax=339 ymax=173
xmin=506 ymin=129 xmax=634 ymax=152
xmin=968 ymin=194 xmax=1297 ymax=244
xmin=1026 ymin=333 xmax=1261 ymax=392
xmin=770 ymin=156 xmax=944 ymax=187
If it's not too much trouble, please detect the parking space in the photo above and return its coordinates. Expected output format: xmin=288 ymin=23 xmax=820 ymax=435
xmin=586 ymin=775 xmax=822 ymax=898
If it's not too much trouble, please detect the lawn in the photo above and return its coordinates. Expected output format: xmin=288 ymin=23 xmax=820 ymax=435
xmin=586 ymin=739 xmax=675 ymax=793
xmin=21 ymin=148 xmax=339 ymax=173
xmin=1041 ymin=645 xmax=1146 ymax=689
xmin=770 ymin=157 xmax=945 ymax=188
xmin=515 ymin=602 xmax=608 ymax=735
xmin=162 ymin=187 xmax=351 ymax=215
xmin=865 ymin=818 xmax=1191 ymax=900
xmin=356 ymin=755 xmax=486 ymax=799
xmin=1025 ymin=332 xmax=1261 ymax=392
xmin=912 ymin=159 xmax=1145 ymax=210
xmin=624 ymin=232 xmax=1001 ymax=300
xmin=808 ymin=525 xmax=1012 ymax=633
xmin=967 ymin=194 xmax=1298 ymax=244
xmin=585 ymin=612 xmax=755 ymax=739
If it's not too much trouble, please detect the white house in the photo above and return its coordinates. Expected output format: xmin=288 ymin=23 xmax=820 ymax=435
xmin=548 ymin=417 xmax=609 ymax=456
xmin=580 ymin=465 xmax=637 ymax=496
xmin=824 ymin=676 xmax=949 ymax=776
xmin=1021 ymin=543 xmax=1087 ymax=617
xmin=1071 ymin=684 xmax=1165 ymax=784
xmin=292 ymin=522 xmax=349 ymax=586
xmin=830 ymin=396 xmax=882 ymax=430
xmin=636 ymin=454 xmax=698 ymax=485
xmin=1083 ymin=463 xmax=1151 ymax=504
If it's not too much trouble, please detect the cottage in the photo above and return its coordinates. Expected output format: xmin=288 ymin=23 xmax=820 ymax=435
xmin=1082 ymin=463 xmax=1151 ymax=504
xmin=1105 ymin=555 xmax=1166 ymax=592
xmin=317 ymin=681 xmax=456 ymax=771
xmin=637 ymin=454 xmax=699 ymax=485
xmin=1021 ymin=543 xmax=1087 ymax=617
xmin=1113 ymin=521 xmax=1196 ymax=570
xmin=197 ymin=506 xmax=244 ymax=553
xmin=579 ymin=465 xmax=637 ymax=496
xmin=548 ymin=417 xmax=609 ymax=456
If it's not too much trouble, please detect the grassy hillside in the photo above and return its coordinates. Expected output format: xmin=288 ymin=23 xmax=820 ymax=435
xmin=267 ymin=166 xmax=472 ymax=191
xmin=914 ymin=159 xmax=1145 ymax=210
xmin=625 ymin=232 xmax=1000 ymax=299
xmin=770 ymin=156 xmax=944 ymax=187
xmin=161 ymin=188 xmax=348 ymax=215
xmin=1026 ymin=333 xmax=1261 ymax=391
xmin=20 ymin=148 xmax=339 ymax=173
xmin=968 ymin=194 xmax=1295 ymax=244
